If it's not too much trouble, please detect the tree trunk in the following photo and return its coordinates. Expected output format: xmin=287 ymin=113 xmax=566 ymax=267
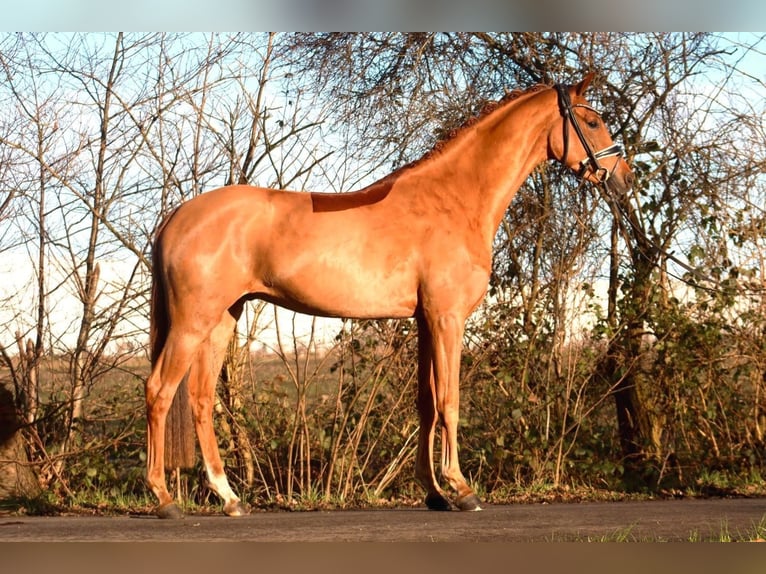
xmin=604 ymin=212 xmax=664 ymax=481
xmin=611 ymin=323 xmax=657 ymax=460
xmin=0 ymin=385 xmax=41 ymax=501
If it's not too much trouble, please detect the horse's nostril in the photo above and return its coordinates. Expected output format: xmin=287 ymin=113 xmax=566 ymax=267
xmin=625 ymin=171 xmax=635 ymax=188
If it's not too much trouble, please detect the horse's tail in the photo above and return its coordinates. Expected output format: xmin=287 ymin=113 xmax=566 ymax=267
xmin=150 ymin=210 xmax=196 ymax=469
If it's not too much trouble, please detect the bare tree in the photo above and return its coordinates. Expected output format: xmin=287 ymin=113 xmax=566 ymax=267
xmin=2 ymin=32 xmax=766 ymax=507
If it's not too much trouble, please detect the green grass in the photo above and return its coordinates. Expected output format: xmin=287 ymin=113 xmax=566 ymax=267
xmin=544 ymin=516 xmax=766 ymax=542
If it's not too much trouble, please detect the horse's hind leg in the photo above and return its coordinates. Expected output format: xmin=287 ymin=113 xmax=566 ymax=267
xmin=145 ymin=331 xmax=203 ymax=518
xmin=187 ymin=303 xmax=248 ymax=517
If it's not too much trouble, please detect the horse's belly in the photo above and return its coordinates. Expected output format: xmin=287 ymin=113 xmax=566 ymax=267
xmin=261 ymin=263 xmax=418 ymax=320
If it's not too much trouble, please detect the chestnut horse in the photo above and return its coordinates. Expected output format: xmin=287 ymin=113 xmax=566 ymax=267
xmin=145 ymin=72 xmax=633 ymax=518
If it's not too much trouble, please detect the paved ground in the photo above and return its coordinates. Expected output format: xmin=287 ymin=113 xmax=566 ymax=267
xmin=2 ymin=497 xmax=766 ymax=542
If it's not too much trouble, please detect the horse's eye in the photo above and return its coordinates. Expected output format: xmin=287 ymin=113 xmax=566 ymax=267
xmin=587 ymin=119 xmax=599 ymax=129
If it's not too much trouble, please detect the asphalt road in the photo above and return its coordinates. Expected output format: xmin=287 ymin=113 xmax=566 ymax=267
xmin=2 ymin=497 xmax=766 ymax=542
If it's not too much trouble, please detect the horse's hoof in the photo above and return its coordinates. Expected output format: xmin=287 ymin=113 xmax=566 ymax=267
xmin=456 ymin=493 xmax=483 ymax=511
xmin=425 ymin=492 xmax=453 ymax=511
xmin=223 ymin=500 xmax=249 ymax=517
xmin=156 ymin=502 xmax=184 ymax=519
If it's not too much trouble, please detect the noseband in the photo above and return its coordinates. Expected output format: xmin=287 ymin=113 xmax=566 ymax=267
xmin=555 ymin=83 xmax=624 ymax=184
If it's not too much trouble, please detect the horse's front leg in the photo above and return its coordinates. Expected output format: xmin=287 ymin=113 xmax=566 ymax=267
xmin=415 ymin=316 xmax=451 ymax=510
xmin=428 ymin=311 xmax=482 ymax=511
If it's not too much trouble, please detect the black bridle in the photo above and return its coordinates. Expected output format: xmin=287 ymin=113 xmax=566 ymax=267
xmin=554 ymin=83 xmax=725 ymax=291
xmin=555 ymin=83 xmax=624 ymax=184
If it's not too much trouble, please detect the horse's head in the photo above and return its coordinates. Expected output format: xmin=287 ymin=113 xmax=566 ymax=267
xmin=549 ymin=72 xmax=634 ymax=194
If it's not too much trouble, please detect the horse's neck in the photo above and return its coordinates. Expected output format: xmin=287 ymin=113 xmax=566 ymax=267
xmin=411 ymin=91 xmax=556 ymax=241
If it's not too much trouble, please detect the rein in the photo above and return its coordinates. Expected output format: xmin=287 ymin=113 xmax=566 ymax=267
xmin=555 ymin=83 xmax=624 ymax=184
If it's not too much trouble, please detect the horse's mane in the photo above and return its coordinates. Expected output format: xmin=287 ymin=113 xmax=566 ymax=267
xmin=433 ymin=84 xmax=548 ymax=154
xmin=384 ymin=83 xmax=550 ymax=180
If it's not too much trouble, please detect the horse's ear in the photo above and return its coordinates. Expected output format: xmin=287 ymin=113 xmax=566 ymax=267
xmin=574 ymin=72 xmax=596 ymax=96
